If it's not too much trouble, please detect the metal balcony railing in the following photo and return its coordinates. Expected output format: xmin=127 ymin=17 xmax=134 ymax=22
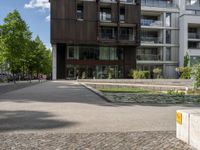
xmin=100 ymin=0 xmax=135 ymax=4
xmin=99 ymin=33 xmax=117 ymax=40
xmin=141 ymin=36 xmax=162 ymax=44
xmin=119 ymin=34 xmax=135 ymax=41
xmin=141 ymin=19 xmax=162 ymax=26
xmin=137 ymin=54 xmax=162 ymax=61
xmin=188 ymin=33 xmax=200 ymax=39
xmin=141 ymin=0 xmax=177 ymax=8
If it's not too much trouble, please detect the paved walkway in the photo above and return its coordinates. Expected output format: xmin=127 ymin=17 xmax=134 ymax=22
xmin=0 ymin=81 xmax=198 ymax=149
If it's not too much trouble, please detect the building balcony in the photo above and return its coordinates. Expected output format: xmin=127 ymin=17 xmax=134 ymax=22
xmin=188 ymin=33 xmax=200 ymax=39
xmin=141 ymin=36 xmax=162 ymax=44
xmin=100 ymin=0 xmax=135 ymax=4
xmin=119 ymin=34 xmax=135 ymax=41
xmin=99 ymin=33 xmax=117 ymax=41
xmin=141 ymin=0 xmax=177 ymax=8
xmin=141 ymin=19 xmax=162 ymax=27
xmin=137 ymin=54 xmax=162 ymax=61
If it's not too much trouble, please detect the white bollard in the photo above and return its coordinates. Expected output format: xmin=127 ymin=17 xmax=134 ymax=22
xmin=176 ymin=109 xmax=200 ymax=150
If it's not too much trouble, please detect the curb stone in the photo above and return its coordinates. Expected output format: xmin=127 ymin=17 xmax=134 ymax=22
xmin=80 ymin=82 xmax=112 ymax=103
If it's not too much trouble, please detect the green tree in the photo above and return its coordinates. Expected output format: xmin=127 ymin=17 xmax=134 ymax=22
xmin=184 ymin=52 xmax=190 ymax=67
xmin=0 ymin=10 xmax=32 ymax=82
xmin=34 ymin=36 xmax=52 ymax=77
xmin=192 ymin=64 xmax=200 ymax=89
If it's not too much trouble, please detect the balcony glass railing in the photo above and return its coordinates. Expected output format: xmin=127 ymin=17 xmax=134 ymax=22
xmin=141 ymin=19 xmax=162 ymax=26
xmin=100 ymin=33 xmax=117 ymax=40
xmin=100 ymin=0 xmax=135 ymax=4
xmin=100 ymin=0 xmax=117 ymax=3
xmin=119 ymin=34 xmax=135 ymax=41
xmin=137 ymin=54 xmax=162 ymax=61
xmin=188 ymin=33 xmax=200 ymax=39
xmin=141 ymin=36 xmax=162 ymax=44
xmin=141 ymin=0 xmax=177 ymax=8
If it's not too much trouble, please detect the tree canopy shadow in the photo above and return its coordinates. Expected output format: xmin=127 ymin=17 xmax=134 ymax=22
xmin=0 ymin=110 xmax=79 ymax=132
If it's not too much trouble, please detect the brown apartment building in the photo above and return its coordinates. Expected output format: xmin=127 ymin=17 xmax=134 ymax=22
xmin=51 ymin=0 xmax=141 ymax=79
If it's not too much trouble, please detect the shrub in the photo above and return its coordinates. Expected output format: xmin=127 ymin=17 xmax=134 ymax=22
xmin=192 ymin=64 xmax=200 ymax=89
xmin=184 ymin=53 xmax=190 ymax=67
xmin=129 ymin=70 xmax=150 ymax=79
xmin=108 ymin=67 xmax=114 ymax=79
xmin=153 ymin=68 xmax=162 ymax=79
xmin=81 ymin=72 xmax=86 ymax=79
xmin=175 ymin=67 xmax=192 ymax=79
xmin=167 ymin=89 xmax=185 ymax=96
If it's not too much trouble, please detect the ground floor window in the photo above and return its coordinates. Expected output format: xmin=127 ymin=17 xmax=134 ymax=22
xmin=190 ymin=56 xmax=200 ymax=66
xmin=66 ymin=65 xmax=123 ymax=79
xmin=137 ymin=64 xmax=163 ymax=79
xmin=66 ymin=46 xmax=124 ymax=61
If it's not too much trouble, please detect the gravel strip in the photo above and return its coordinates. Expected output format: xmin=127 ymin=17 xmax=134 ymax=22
xmin=104 ymin=93 xmax=200 ymax=104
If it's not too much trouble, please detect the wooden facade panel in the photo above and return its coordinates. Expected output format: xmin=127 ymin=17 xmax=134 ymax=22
xmin=125 ymin=5 xmax=140 ymax=24
xmin=51 ymin=0 xmax=140 ymax=46
xmin=65 ymin=0 xmax=76 ymax=19
xmin=51 ymin=20 xmax=66 ymax=42
xmin=111 ymin=4 xmax=118 ymax=23
xmin=83 ymin=1 xmax=97 ymax=21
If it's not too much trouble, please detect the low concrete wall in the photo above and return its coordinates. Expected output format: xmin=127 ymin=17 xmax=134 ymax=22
xmin=83 ymin=82 xmax=190 ymax=91
xmin=176 ymin=110 xmax=200 ymax=150
xmin=78 ymin=79 xmax=192 ymax=86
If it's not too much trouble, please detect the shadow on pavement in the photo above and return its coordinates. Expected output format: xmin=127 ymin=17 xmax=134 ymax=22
xmin=0 ymin=110 xmax=78 ymax=132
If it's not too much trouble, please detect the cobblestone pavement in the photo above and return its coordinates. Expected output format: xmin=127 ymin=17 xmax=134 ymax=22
xmin=0 ymin=131 xmax=194 ymax=150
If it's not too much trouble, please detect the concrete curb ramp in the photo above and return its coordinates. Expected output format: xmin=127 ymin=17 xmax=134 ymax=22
xmin=176 ymin=109 xmax=200 ymax=150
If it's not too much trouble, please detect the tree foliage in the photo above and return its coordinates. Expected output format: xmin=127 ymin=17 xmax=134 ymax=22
xmin=192 ymin=64 xmax=200 ymax=89
xmin=0 ymin=10 xmax=52 ymax=81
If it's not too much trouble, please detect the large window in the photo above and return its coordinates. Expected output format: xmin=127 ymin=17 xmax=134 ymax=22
xmin=137 ymin=48 xmax=162 ymax=61
xmin=166 ymin=13 xmax=171 ymax=27
xmin=77 ymin=4 xmax=83 ymax=20
xmin=186 ymin=0 xmax=200 ymax=6
xmin=67 ymin=46 xmax=123 ymax=61
xmin=120 ymin=8 xmax=125 ymax=22
xmin=67 ymin=47 xmax=79 ymax=60
xmin=166 ymin=47 xmax=171 ymax=61
xmin=120 ymin=27 xmax=135 ymax=41
xmin=190 ymin=56 xmax=200 ymax=66
xmin=100 ymin=8 xmax=111 ymax=22
xmin=166 ymin=30 xmax=171 ymax=44
xmin=100 ymin=27 xmax=117 ymax=40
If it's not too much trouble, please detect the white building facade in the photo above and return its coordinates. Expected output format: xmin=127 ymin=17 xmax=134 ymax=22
xmin=137 ymin=0 xmax=200 ymax=78
xmin=137 ymin=0 xmax=180 ymax=78
xmin=179 ymin=0 xmax=200 ymax=67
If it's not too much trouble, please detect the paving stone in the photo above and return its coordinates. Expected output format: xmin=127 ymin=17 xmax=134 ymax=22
xmin=0 ymin=131 xmax=194 ymax=150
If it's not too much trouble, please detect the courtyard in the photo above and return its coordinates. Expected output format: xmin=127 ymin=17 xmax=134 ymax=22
xmin=0 ymin=81 xmax=199 ymax=149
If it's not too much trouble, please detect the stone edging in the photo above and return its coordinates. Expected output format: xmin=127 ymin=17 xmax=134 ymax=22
xmin=79 ymin=82 xmax=112 ymax=103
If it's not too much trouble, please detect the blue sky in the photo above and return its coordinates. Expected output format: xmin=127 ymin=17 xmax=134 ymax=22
xmin=0 ymin=0 xmax=51 ymax=49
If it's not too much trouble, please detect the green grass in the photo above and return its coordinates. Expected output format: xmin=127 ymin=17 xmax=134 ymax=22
xmin=98 ymin=87 xmax=159 ymax=94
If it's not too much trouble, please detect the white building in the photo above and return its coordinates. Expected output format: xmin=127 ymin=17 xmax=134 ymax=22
xmin=137 ymin=0 xmax=180 ymax=78
xmin=179 ymin=0 xmax=200 ymax=67
xmin=137 ymin=0 xmax=200 ymax=78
